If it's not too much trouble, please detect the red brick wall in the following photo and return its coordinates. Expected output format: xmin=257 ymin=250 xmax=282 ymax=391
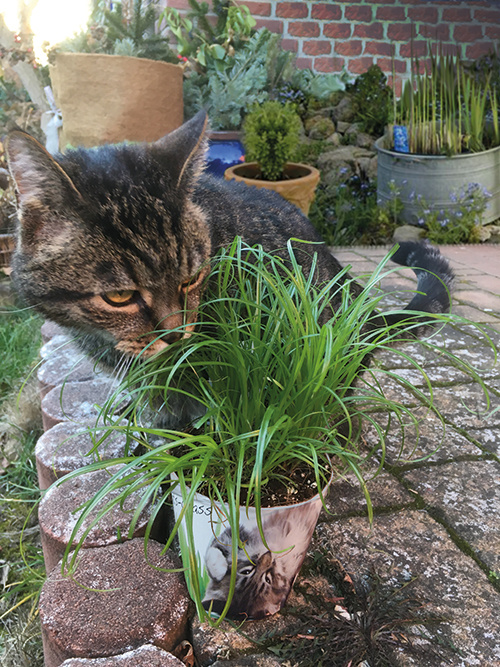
xmin=163 ymin=0 xmax=500 ymax=91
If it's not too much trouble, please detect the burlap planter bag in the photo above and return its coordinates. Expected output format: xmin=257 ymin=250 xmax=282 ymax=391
xmin=50 ymin=53 xmax=184 ymax=149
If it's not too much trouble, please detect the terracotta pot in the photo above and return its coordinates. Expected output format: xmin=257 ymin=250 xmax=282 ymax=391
xmin=172 ymin=482 xmax=328 ymax=620
xmin=224 ymin=162 xmax=320 ymax=216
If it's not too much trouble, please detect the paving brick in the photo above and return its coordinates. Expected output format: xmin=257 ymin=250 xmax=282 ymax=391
xmin=363 ymin=40 xmax=392 ymax=56
xmin=35 ymin=421 xmax=130 ymax=490
xmin=419 ymin=23 xmax=449 ymax=41
xmin=315 ymin=511 xmax=500 ymax=664
xmin=376 ymin=57 xmax=407 ymax=73
xmin=442 ymin=7 xmax=471 ymax=22
xmin=334 ymin=40 xmax=363 ymax=57
xmin=399 ymin=40 xmax=428 ymax=58
xmin=347 ymin=57 xmax=376 ymax=75
xmin=314 ymin=56 xmax=345 ymax=72
xmin=453 ymin=24 xmax=485 ymax=42
xmin=407 ymin=5 xmax=438 ymax=23
xmin=40 ymin=539 xmax=189 ymax=666
xmin=280 ymin=37 xmax=298 ymax=52
xmin=311 ymin=3 xmax=341 ymax=20
xmin=353 ymin=23 xmax=384 ymax=39
xmin=387 ymin=22 xmax=413 ymax=42
xmin=454 ymin=289 xmax=500 ymax=314
xmin=288 ymin=21 xmax=320 ymax=37
xmin=254 ymin=17 xmax=283 ymax=33
xmin=375 ymin=6 xmax=405 ymax=21
xmin=38 ymin=466 xmax=154 ymax=572
xmin=344 ymin=5 xmax=372 ymax=21
xmin=363 ymin=412 xmax=481 ymax=464
xmin=466 ymin=42 xmax=499 ymax=60
xmin=474 ymin=8 xmax=500 ymax=22
xmin=323 ymin=22 xmax=351 ymax=39
xmin=430 ymin=382 xmax=500 ymax=430
xmin=303 ymin=39 xmax=331 ymax=55
xmin=326 ymin=470 xmax=413 ymax=517
xmin=405 ymin=461 xmax=500 ymax=571
xmin=240 ymin=2 xmax=272 ymax=17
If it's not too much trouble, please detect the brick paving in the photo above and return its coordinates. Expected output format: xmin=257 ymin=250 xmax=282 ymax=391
xmin=316 ymin=243 xmax=500 ymax=667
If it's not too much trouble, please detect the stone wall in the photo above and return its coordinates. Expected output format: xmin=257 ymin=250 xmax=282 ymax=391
xmin=163 ymin=0 xmax=500 ymax=93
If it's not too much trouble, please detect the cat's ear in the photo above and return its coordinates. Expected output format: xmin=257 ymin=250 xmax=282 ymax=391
xmin=6 ymin=131 xmax=81 ymax=209
xmin=6 ymin=132 xmax=82 ymax=248
xmin=150 ymin=110 xmax=209 ymax=189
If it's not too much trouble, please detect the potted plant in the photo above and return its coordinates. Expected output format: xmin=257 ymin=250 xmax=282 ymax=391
xmin=224 ymin=101 xmax=320 ymax=215
xmin=47 ymin=0 xmax=184 ymax=149
xmin=376 ymin=48 xmax=500 ymax=226
xmin=56 ymin=239 xmax=477 ymax=626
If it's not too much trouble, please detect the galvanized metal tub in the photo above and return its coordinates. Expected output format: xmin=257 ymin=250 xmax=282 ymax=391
xmin=376 ymin=138 xmax=500 ymax=226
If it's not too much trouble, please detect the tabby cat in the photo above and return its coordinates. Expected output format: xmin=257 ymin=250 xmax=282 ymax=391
xmin=6 ymin=110 xmax=453 ymax=426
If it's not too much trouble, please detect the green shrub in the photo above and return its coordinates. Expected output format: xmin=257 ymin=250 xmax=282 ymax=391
xmin=243 ymin=100 xmax=302 ymax=180
xmin=347 ymin=65 xmax=392 ymax=137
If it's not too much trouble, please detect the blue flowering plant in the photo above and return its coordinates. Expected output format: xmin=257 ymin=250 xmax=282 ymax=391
xmin=404 ymin=183 xmax=490 ymax=244
xmin=311 ymin=174 xmax=402 ymax=246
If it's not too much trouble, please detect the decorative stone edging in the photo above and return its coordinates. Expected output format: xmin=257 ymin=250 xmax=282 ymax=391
xmin=36 ymin=324 xmax=192 ymax=667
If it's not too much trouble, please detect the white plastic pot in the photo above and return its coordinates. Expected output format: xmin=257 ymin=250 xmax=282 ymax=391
xmin=171 ymin=483 xmax=326 ymax=620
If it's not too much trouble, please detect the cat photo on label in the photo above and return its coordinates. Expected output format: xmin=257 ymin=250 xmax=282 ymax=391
xmin=202 ymin=497 xmax=323 ymax=620
xmin=5 ymin=110 xmax=454 ymax=429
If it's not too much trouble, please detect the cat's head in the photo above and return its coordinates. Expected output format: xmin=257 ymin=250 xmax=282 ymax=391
xmin=5 ymin=111 xmax=212 ymax=362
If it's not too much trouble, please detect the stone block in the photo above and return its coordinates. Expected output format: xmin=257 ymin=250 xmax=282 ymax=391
xmin=41 ymin=320 xmax=68 ymax=343
xmin=40 ymin=539 xmax=190 ymax=667
xmin=40 ymin=334 xmax=73 ymax=359
xmin=38 ymin=466 xmax=152 ymax=572
xmin=60 ymin=645 xmax=184 ymax=665
xmin=38 ymin=341 xmax=102 ymax=398
xmin=404 ymin=460 xmax=500 ymax=571
xmin=41 ymin=379 xmax=122 ymax=431
xmin=316 ymin=511 xmax=500 ymax=664
xmin=35 ymin=421 xmax=130 ymax=490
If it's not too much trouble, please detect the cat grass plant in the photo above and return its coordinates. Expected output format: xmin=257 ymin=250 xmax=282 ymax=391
xmin=55 ymin=240 xmax=486 ymax=625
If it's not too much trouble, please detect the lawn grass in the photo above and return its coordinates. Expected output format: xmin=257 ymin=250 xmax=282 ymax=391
xmin=0 ymin=304 xmax=42 ymax=407
xmin=0 ymin=282 xmax=44 ymax=666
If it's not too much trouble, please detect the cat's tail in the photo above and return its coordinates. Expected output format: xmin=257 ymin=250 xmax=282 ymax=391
xmin=381 ymin=241 xmax=455 ymax=333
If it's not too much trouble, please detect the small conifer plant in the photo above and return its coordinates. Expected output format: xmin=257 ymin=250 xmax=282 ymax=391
xmin=243 ymin=100 xmax=302 ymax=180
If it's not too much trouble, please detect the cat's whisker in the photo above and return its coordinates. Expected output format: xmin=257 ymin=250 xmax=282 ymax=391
xmin=110 ymin=353 xmax=133 ymax=390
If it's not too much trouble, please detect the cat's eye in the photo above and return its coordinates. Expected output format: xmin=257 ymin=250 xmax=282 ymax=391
xmin=102 ymin=290 xmax=138 ymax=307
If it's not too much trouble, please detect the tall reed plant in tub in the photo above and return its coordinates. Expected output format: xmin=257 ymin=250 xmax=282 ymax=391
xmin=395 ymin=47 xmax=499 ymax=155
xmin=56 ymin=240 xmax=490 ymax=624
xmin=377 ymin=46 xmax=500 ymax=226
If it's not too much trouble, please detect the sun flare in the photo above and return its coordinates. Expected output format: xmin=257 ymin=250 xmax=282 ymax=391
xmin=0 ymin=0 xmax=92 ymax=65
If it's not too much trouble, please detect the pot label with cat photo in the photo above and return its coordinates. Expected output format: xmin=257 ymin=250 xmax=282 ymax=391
xmin=171 ymin=486 xmax=325 ymax=620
